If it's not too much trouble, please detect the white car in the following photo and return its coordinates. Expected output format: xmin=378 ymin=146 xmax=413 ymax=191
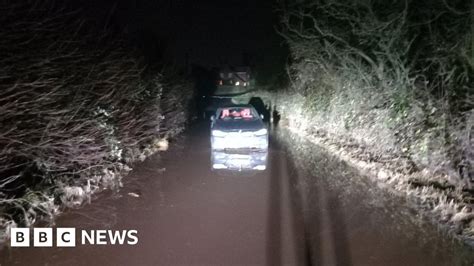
xmin=210 ymin=105 xmax=269 ymax=150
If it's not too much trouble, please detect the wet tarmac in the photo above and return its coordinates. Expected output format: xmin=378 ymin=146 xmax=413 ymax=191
xmin=1 ymin=124 xmax=473 ymax=266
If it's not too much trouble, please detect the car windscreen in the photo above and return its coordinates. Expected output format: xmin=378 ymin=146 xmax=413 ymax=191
xmin=218 ymin=107 xmax=258 ymax=121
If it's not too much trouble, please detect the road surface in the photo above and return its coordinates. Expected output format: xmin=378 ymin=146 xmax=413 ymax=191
xmin=1 ymin=123 xmax=473 ymax=266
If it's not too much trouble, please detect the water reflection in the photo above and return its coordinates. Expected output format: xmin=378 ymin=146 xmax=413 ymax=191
xmin=211 ymin=149 xmax=268 ymax=172
xmin=274 ymin=128 xmax=474 ymax=265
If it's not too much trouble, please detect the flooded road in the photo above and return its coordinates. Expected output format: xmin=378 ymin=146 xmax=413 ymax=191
xmin=1 ymin=124 xmax=473 ymax=266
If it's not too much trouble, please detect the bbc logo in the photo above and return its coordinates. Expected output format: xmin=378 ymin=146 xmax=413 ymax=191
xmin=11 ymin=228 xmax=76 ymax=247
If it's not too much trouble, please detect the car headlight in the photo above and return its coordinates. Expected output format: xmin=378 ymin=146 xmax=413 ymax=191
xmin=253 ymin=165 xmax=266 ymax=171
xmin=212 ymin=130 xmax=226 ymax=137
xmin=212 ymin=163 xmax=227 ymax=170
xmin=254 ymin=129 xmax=268 ymax=136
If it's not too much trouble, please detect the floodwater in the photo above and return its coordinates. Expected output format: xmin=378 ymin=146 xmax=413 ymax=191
xmin=1 ymin=124 xmax=473 ymax=266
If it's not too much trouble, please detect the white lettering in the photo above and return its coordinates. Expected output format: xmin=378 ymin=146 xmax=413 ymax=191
xmin=96 ymin=230 xmax=107 ymax=245
xmin=127 ymin=230 xmax=138 ymax=245
xmin=81 ymin=230 xmax=95 ymax=245
xmin=108 ymin=230 xmax=127 ymax=245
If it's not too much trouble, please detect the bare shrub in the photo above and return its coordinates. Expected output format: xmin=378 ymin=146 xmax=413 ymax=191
xmin=276 ymin=0 xmax=473 ymax=187
xmin=0 ymin=0 xmax=193 ymax=232
xmin=268 ymin=0 xmax=474 ymax=242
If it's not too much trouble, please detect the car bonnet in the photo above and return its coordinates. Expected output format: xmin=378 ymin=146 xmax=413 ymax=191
xmin=213 ymin=118 xmax=265 ymax=132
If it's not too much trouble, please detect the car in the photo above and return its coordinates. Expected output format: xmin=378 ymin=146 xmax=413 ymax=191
xmin=210 ymin=104 xmax=269 ymax=150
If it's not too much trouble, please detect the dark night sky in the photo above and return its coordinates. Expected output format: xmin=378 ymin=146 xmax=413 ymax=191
xmin=82 ymin=0 xmax=284 ymax=67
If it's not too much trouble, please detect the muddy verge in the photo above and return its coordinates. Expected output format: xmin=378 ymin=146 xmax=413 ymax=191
xmin=273 ymin=118 xmax=474 ymax=248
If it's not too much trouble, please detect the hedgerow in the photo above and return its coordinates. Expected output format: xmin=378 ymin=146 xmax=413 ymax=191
xmin=0 ymin=1 xmax=193 ymax=239
xmin=269 ymin=0 xmax=473 ymax=241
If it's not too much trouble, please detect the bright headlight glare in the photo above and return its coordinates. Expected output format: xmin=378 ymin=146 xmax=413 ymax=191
xmin=212 ymin=130 xmax=226 ymax=137
xmin=253 ymin=165 xmax=266 ymax=171
xmin=254 ymin=129 xmax=268 ymax=136
xmin=235 ymin=81 xmax=240 ymax=86
xmin=213 ymin=164 xmax=227 ymax=169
